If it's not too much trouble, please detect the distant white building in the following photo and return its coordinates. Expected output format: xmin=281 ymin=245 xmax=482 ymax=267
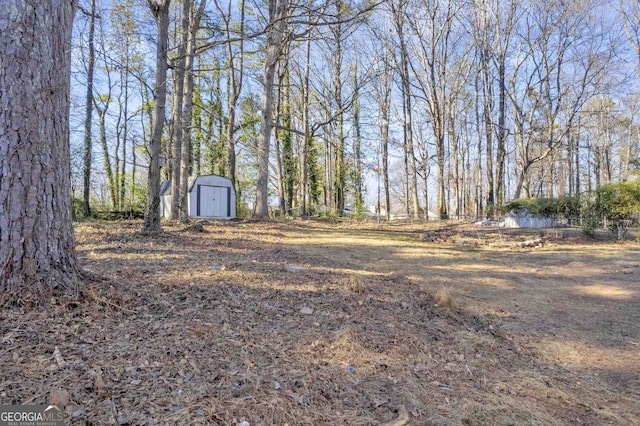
xmin=382 ymin=201 xmax=438 ymax=220
xmin=160 ymin=175 xmax=236 ymax=220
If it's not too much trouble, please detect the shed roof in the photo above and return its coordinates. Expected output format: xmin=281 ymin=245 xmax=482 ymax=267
xmin=160 ymin=175 xmax=232 ymax=196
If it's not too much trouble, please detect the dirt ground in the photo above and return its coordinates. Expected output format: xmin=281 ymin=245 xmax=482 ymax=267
xmin=1 ymin=219 xmax=639 ymax=425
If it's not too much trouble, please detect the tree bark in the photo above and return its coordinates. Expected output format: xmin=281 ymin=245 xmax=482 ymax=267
xmin=254 ymin=0 xmax=287 ymax=218
xmin=179 ymin=0 xmax=205 ymax=222
xmin=170 ymin=0 xmax=190 ymax=220
xmin=0 ymin=0 xmax=79 ymax=301
xmin=143 ymin=0 xmax=171 ymax=233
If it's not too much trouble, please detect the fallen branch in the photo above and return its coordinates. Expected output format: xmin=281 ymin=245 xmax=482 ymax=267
xmin=381 ymin=405 xmax=410 ymax=426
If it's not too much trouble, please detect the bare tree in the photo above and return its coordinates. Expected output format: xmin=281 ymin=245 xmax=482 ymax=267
xmin=330 ymin=0 xmax=348 ymax=215
xmin=169 ymin=0 xmax=191 ymax=220
xmin=91 ymin=15 xmax=121 ymax=210
xmin=253 ymin=0 xmax=375 ymax=218
xmin=142 ymin=0 xmax=171 ymax=233
xmin=407 ymin=0 xmax=466 ymax=218
xmin=510 ymin=0 xmax=611 ymax=199
xmin=178 ymin=0 xmax=206 ymax=222
xmin=109 ymin=0 xmax=143 ymax=212
xmin=493 ymin=0 xmax=518 ymax=209
xmin=300 ymin=27 xmax=313 ymax=215
xmin=80 ymin=0 xmax=99 ymax=218
xmin=1 ymin=0 xmax=79 ymax=300
xmin=254 ymin=0 xmax=289 ymax=218
xmin=470 ymin=0 xmax=495 ymax=213
xmin=390 ymin=0 xmax=420 ymax=218
xmin=214 ymin=0 xmax=246 ymax=204
xmin=621 ymin=0 xmax=640 ymax=67
xmin=368 ymin=17 xmax=395 ymax=219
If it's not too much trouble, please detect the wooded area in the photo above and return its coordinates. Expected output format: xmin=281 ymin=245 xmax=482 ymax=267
xmin=68 ymin=0 xmax=640 ymax=225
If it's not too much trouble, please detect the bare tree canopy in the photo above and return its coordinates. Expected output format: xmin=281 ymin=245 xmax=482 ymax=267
xmin=62 ymin=0 xmax=638 ymax=222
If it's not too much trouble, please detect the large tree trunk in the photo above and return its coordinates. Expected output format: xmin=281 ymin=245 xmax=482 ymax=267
xmin=143 ymin=0 xmax=171 ymax=233
xmin=254 ymin=0 xmax=287 ymax=218
xmin=0 ymin=0 xmax=79 ymax=301
xmin=179 ymin=0 xmax=205 ymax=222
xmin=255 ymin=54 xmax=278 ymax=218
xmin=170 ymin=0 xmax=190 ymax=220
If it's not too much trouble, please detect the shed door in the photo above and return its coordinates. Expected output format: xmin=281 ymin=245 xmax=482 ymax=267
xmin=198 ymin=185 xmax=228 ymax=217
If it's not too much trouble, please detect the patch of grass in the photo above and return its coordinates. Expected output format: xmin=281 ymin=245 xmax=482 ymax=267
xmin=434 ymin=286 xmax=453 ymax=309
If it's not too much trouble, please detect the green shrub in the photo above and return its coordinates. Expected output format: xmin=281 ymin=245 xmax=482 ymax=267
xmin=502 ymin=183 xmax=640 ymax=238
xmin=556 ymin=194 xmax=581 ymax=218
xmin=595 ymin=181 xmax=640 ymax=234
xmin=579 ymin=198 xmax=599 ymax=237
xmin=72 ymin=196 xmax=84 ymax=220
xmin=236 ymin=202 xmax=253 ymax=219
xmin=502 ymin=197 xmax=559 ymax=217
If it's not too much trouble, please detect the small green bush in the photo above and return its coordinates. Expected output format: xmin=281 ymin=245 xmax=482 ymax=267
xmin=595 ymin=181 xmax=640 ymax=234
xmin=556 ymin=194 xmax=581 ymax=219
xmin=503 ymin=183 xmax=640 ymax=238
xmin=502 ymin=197 xmax=559 ymax=217
xmin=236 ymin=202 xmax=253 ymax=219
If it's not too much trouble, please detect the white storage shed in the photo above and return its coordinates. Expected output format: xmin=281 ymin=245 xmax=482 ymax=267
xmin=160 ymin=175 xmax=236 ymax=219
xmin=504 ymin=209 xmax=554 ymax=228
